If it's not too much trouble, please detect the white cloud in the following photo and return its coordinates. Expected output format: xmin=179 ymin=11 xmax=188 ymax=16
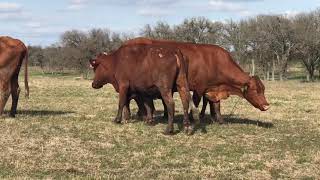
xmin=0 ymin=2 xmax=22 ymax=13
xmin=137 ymin=8 xmax=171 ymax=17
xmin=25 ymin=22 xmax=42 ymax=28
xmin=136 ymin=0 xmax=180 ymax=17
xmin=283 ymin=10 xmax=300 ymax=18
xmin=0 ymin=2 xmax=25 ymax=20
xmin=208 ymin=0 xmax=255 ymax=16
xmin=209 ymin=0 xmax=245 ymax=12
xmin=66 ymin=0 xmax=89 ymax=11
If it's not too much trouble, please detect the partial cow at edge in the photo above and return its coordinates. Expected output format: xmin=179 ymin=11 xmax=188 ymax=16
xmin=0 ymin=36 xmax=29 ymax=117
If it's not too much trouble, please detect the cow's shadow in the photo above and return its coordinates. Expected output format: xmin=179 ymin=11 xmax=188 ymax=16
xmin=4 ymin=110 xmax=75 ymax=117
xmin=147 ymin=111 xmax=273 ymax=134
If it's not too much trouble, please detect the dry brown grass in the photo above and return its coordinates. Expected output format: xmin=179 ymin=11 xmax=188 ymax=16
xmin=0 ymin=74 xmax=319 ymax=179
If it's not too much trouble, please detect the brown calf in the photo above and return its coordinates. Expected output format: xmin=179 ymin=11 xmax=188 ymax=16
xmin=89 ymin=44 xmax=195 ymax=135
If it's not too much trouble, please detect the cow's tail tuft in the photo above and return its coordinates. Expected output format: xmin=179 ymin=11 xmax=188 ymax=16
xmin=24 ymin=47 xmax=29 ymax=98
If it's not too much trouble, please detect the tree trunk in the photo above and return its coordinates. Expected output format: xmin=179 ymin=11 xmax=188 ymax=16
xmin=280 ymin=54 xmax=289 ymax=81
xmin=251 ymin=59 xmax=255 ymax=76
xmin=272 ymin=59 xmax=275 ymax=81
xmin=306 ymin=74 xmax=310 ymax=82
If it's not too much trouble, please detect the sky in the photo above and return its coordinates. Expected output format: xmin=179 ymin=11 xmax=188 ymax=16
xmin=0 ymin=0 xmax=319 ymax=46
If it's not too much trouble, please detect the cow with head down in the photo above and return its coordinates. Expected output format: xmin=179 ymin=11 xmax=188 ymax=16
xmin=89 ymin=44 xmax=196 ymax=135
xmin=0 ymin=36 xmax=29 ymax=117
xmin=124 ymin=37 xmax=269 ymax=123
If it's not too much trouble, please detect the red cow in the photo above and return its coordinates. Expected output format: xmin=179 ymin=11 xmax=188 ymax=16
xmin=124 ymin=38 xmax=269 ymax=123
xmin=0 ymin=36 xmax=29 ymax=117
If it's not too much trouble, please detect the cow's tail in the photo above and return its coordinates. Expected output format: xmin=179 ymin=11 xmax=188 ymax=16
xmin=174 ymin=49 xmax=199 ymax=123
xmin=24 ymin=47 xmax=29 ymax=98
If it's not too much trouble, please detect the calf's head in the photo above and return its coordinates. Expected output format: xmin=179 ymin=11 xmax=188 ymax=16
xmin=89 ymin=53 xmax=114 ymax=89
xmin=243 ymin=76 xmax=269 ymax=111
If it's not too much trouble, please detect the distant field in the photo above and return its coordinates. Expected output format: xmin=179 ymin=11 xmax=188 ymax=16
xmin=0 ymin=73 xmax=319 ymax=179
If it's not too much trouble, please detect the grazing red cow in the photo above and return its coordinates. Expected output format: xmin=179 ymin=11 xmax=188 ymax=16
xmin=124 ymin=37 xmax=269 ymax=123
xmin=89 ymin=44 xmax=195 ymax=135
xmin=0 ymin=36 xmax=29 ymax=117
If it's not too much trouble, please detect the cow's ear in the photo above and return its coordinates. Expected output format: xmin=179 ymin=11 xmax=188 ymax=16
xmin=241 ymin=84 xmax=248 ymax=94
xmin=89 ymin=59 xmax=99 ymax=68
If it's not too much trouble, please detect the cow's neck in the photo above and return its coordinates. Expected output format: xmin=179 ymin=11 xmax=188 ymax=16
xmin=101 ymin=55 xmax=118 ymax=91
xmin=110 ymin=75 xmax=119 ymax=92
xmin=227 ymin=65 xmax=251 ymax=90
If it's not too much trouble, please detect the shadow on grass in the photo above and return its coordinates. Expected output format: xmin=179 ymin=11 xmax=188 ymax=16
xmin=13 ymin=110 xmax=75 ymax=116
xmin=224 ymin=116 xmax=274 ymax=128
xmin=145 ymin=112 xmax=274 ymax=134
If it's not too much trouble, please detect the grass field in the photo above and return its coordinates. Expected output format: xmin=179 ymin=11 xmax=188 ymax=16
xmin=0 ymin=73 xmax=320 ymax=179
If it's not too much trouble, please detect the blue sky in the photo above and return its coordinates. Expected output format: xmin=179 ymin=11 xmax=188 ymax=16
xmin=0 ymin=0 xmax=319 ymax=46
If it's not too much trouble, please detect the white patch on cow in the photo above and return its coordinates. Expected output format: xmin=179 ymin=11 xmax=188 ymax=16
xmin=103 ymin=52 xmax=108 ymax=55
xmin=159 ymin=53 xmax=163 ymax=58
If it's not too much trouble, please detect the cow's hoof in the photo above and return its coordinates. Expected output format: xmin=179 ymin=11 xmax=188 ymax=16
xmin=146 ymin=119 xmax=156 ymax=126
xmin=113 ymin=118 xmax=122 ymax=124
xmin=163 ymin=128 xmax=174 ymax=135
xmin=184 ymin=126 xmax=194 ymax=136
xmin=216 ymin=117 xmax=225 ymax=124
xmin=9 ymin=114 xmax=16 ymax=118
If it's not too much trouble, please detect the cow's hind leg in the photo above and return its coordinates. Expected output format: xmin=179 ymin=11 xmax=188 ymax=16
xmin=177 ymin=87 xmax=195 ymax=135
xmin=0 ymin=82 xmax=11 ymax=117
xmin=159 ymin=88 xmax=174 ymax=135
xmin=10 ymin=76 xmax=20 ymax=117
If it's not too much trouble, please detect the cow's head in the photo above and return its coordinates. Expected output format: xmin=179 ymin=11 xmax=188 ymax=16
xmin=242 ymin=76 xmax=269 ymax=111
xmin=89 ymin=53 xmax=114 ymax=89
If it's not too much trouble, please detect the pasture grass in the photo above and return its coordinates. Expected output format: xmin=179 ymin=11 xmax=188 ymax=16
xmin=0 ymin=74 xmax=320 ymax=179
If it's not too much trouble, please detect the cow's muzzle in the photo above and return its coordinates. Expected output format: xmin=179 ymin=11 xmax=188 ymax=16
xmin=261 ymin=105 xmax=270 ymax=111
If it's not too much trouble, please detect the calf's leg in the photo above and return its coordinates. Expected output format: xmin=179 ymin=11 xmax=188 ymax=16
xmin=159 ymin=89 xmax=174 ymax=135
xmin=200 ymin=97 xmax=208 ymax=120
xmin=161 ymin=98 xmax=168 ymax=119
xmin=122 ymin=99 xmax=131 ymax=122
xmin=114 ymin=85 xmax=128 ymax=124
xmin=143 ymin=97 xmax=155 ymax=125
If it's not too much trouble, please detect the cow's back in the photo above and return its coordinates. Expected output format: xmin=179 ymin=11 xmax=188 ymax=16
xmin=114 ymin=44 xmax=182 ymax=92
xmin=124 ymin=38 xmax=246 ymax=94
xmin=0 ymin=36 xmax=26 ymax=69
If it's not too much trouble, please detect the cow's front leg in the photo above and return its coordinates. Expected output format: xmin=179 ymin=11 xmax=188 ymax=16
xmin=210 ymin=101 xmax=224 ymax=124
xmin=114 ymin=85 xmax=128 ymax=124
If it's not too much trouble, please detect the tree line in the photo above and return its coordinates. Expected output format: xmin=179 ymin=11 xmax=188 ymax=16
xmin=28 ymin=9 xmax=320 ymax=81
